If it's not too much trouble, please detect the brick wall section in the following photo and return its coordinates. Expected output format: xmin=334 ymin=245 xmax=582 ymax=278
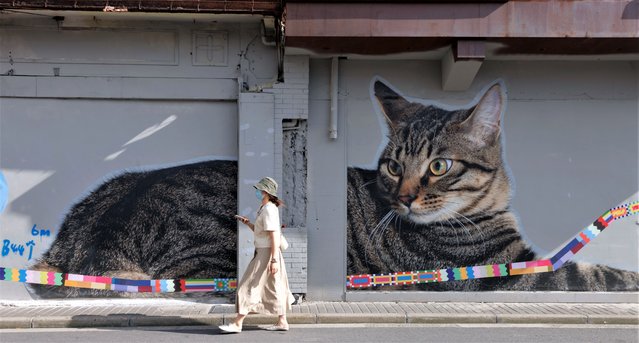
xmin=281 ymin=227 xmax=307 ymax=294
xmin=265 ymin=55 xmax=309 ymax=294
xmin=267 ymin=55 xmax=309 ymax=186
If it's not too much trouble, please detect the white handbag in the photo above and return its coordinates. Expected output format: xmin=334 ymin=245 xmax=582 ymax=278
xmin=280 ymin=233 xmax=289 ymax=251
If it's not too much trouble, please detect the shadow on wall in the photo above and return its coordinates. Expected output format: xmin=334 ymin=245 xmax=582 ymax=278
xmin=623 ymin=0 xmax=638 ymax=19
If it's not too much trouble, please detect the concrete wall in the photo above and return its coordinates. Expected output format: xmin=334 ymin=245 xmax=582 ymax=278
xmin=0 ymin=12 xmax=279 ymax=300
xmin=307 ymin=59 xmax=348 ymax=300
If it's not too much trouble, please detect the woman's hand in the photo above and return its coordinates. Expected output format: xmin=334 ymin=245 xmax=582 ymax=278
xmin=268 ymin=261 xmax=279 ymax=275
xmin=235 ymin=215 xmax=249 ymax=225
xmin=235 ymin=215 xmax=254 ymax=230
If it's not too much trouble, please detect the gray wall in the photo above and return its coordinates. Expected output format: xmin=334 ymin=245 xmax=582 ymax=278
xmin=306 ymin=58 xmax=638 ymax=300
xmin=306 ymin=59 xmax=348 ymax=300
xmin=0 ymin=12 xmax=278 ymax=300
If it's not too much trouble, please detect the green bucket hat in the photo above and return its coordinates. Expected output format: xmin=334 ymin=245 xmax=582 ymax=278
xmin=254 ymin=177 xmax=278 ymax=197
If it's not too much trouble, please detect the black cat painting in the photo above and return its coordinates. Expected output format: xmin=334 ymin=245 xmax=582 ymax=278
xmin=347 ymin=79 xmax=638 ymax=291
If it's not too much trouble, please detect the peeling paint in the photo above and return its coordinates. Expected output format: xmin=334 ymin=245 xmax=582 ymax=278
xmin=281 ymin=120 xmax=308 ymax=228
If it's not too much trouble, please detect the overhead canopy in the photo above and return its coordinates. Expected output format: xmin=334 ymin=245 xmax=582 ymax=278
xmin=284 ymin=1 xmax=639 ymax=55
xmin=0 ymin=0 xmax=282 ymax=14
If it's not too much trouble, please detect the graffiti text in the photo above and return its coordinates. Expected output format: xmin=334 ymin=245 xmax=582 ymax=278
xmin=31 ymin=224 xmax=51 ymax=238
xmin=2 ymin=239 xmax=36 ymax=260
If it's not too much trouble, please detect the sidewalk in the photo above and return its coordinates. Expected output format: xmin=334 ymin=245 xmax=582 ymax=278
xmin=1 ymin=299 xmax=637 ymax=328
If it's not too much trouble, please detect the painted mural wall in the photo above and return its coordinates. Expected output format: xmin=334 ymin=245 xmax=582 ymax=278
xmin=338 ymin=60 xmax=638 ymax=291
xmin=0 ymin=99 xmax=241 ymax=299
xmin=0 ymin=15 xmax=278 ymax=299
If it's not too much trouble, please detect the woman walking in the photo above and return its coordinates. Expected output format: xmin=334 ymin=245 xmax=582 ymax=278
xmin=219 ymin=177 xmax=294 ymax=333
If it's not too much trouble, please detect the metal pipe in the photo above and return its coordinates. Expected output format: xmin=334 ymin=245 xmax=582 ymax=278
xmin=329 ymin=56 xmax=338 ymax=140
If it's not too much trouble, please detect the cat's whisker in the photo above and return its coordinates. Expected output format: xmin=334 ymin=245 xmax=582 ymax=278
xmin=359 ymin=178 xmax=377 ymax=190
xmin=443 ymin=199 xmax=488 ymax=243
xmin=372 ymin=211 xmax=396 ymax=248
xmin=381 ymin=212 xmax=397 ymax=242
xmin=369 ymin=210 xmax=393 ymax=242
xmin=393 ymin=213 xmax=399 ymax=235
xmin=365 ymin=210 xmax=395 ymax=264
xmin=445 ymin=209 xmax=472 ymax=239
xmin=450 ymin=209 xmax=485 ymax=239
xmin=440 ymin=200 xmax=488 ymax=255
xmin=442 ymin=216 xmax=460 ymax=248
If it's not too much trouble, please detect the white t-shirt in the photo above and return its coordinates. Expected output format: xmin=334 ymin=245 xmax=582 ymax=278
xmin=253 ymin=202 xmax=281 ymax=248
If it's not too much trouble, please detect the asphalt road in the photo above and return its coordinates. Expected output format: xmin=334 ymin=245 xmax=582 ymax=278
xmin=1 ymin=324 xmax=637 ymax=343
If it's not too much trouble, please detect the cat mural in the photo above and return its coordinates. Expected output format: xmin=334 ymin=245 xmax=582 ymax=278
xmin=31 ymin=160 xmax=237 ymax=297
xmin=30 ymin=78 xmax=637 ymax=298
xmin=347 ymin=79 xmax=638 ymax=291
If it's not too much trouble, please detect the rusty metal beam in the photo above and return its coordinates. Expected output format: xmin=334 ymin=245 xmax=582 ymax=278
xmin=0 ymin=0 xmax=282 ymax=14
xmin=285 ymin=0 xmax=506 ymax=2
xmin=285 ymin=1 xmax=639 ymax=39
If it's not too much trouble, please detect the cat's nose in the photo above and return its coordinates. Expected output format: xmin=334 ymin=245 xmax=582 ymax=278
xmin=397 ymin=194 xmax=417 ymax=207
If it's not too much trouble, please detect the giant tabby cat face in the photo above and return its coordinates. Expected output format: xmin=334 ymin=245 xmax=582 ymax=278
xmin=373 ymin=80 xmax=511 ymax=224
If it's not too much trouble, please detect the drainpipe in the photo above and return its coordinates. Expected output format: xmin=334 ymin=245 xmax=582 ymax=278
xmin=329 ymin=56 xmax=339 ymax=140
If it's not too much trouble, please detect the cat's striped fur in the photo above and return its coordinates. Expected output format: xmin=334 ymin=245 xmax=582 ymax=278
xmin=347 ymin=81 xmax=638 ymax=291
xmin=31 ymin=160 xmax=237 ymax=297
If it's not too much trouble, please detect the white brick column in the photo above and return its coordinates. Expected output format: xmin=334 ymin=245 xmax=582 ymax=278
xmin=264 ymin=55 xmax=309 ymax=294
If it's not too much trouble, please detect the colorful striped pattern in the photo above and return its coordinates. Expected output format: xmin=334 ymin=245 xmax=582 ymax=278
xmin=0 ymin=267 xmax=236 ymax=293
xmin=1 ymin=201 xmax=636 ymax=292
xmin=346 ymin=201 xmax=638 ymax=289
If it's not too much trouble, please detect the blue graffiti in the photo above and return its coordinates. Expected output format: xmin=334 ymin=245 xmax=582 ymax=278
xmin=0 ymin=171 xmax=7 ymax=214
xmin=1 ymin=224 xmax=50 ymax=260
xmin=31 ymin=224 xmax=51 ymax=239
xmin=2 ymin=239 xmax=35 ymax=260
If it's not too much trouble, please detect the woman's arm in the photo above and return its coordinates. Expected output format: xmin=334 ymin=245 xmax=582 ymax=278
xmin=268 ymin=230 xmax=280 ymax=275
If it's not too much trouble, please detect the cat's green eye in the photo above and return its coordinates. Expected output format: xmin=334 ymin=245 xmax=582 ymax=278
xmin=387 ymin=160 xmax=403 ymax=177
xmin=429 ymin=158 xmax=452 ymax=176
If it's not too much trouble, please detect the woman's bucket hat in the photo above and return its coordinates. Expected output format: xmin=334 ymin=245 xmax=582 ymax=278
xmin=254 ymin=177 xmax=278 ymax=197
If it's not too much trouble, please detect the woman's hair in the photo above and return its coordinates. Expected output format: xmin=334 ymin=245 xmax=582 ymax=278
xmin=267 ymin=193 xmax=284 ymax=207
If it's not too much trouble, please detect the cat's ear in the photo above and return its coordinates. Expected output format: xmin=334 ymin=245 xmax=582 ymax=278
xmin=459 ymin=82 xmax=504 ymax=147
xmin=374 ymin=80 xmax=411 ymax=129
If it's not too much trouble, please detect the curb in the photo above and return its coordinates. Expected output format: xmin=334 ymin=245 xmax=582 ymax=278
xmin=32 ymin=315 xmax=130 ymax=328
xmin=316 ymin=313 xmax=406 ymax=324
xmin=0 ymin=317 xmax=31 ymax=329
xmin=2 ymin=313 xmax=637 ymax=328
xmin=130 ymin=315 xmax=224 ymax=327
xmin=586 ymin=315 xmax=639 ymax=325
xmin=496 ymin=314 xmax=587 ymax=324
xmin=407 ymin=313 xmax=496 ymax=324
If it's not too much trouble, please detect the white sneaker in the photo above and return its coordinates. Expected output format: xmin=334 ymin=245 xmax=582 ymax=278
xmin=218 ymin=324 xmax=242 ymax=334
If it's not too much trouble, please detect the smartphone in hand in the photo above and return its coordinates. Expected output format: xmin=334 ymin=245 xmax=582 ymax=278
xmin=234 ymin=215 xmax=249 ymax=225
